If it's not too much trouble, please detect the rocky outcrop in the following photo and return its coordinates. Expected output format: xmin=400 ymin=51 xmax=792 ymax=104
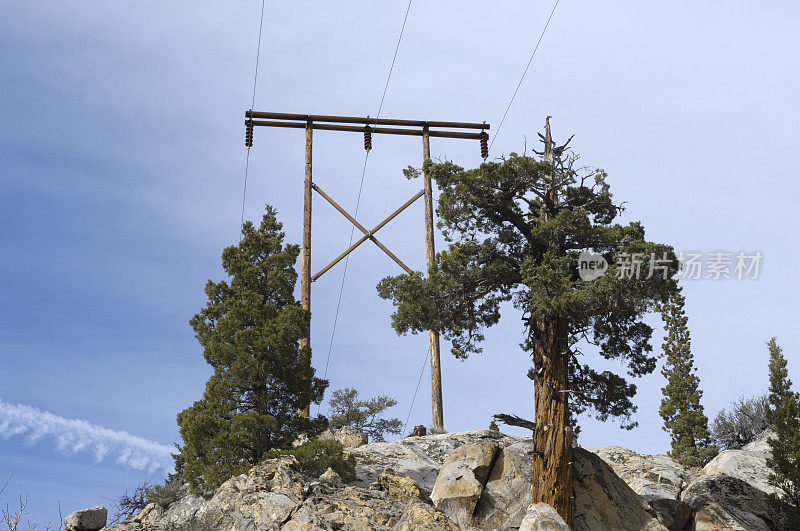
xmin=702 ymin=430 xmax=782 ymax=497
xmin=65 ymin=506 xmax=107 ymax=531
xmin=473 ymin=440 xmax=535 ymax=528
xmin=111 ymin=456 xmax=307 ymax=529
xmin=586 ymin=445 xmax=692 ymax=530
xmin=104 ymin=429 xmax=791 ymax=530
xmin=319 ymin=426 xmax=368 ymax=448
xmin=586 ymin=445 xmax=690 ymax=501
xmin=319 ymin=467 xmax=343 ymax=487
xmin=430 ymin=440 xmax=500 ymax=527
xmin=395 ymin=502 xmax=458 ymax=530
xmin=473 ymin=440 xmax=665 ymax=529
xmin=681 ymin=473 xmax=797 ymax=531
xmin=519 ymin=503 xmax=570 ymax=531
xmin=588 ymin=434 xmax=798 ymax=531
xmin=348 ymin=430 xmax=665 ymax=530
xmin=346 ymin=429 xmax=506 ymax=493
xmin=379 ymin=468 xmax=427 ymax=504
xmin=646 ymin=498 xmax=692 ymax=531
xmin=573 ymin=448 xmax=666 ymax=531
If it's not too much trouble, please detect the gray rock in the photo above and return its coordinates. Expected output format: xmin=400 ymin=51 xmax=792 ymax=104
xmin=430 ymin=440 xmax=500 ymax=527
xmin=347 ymin=431 xmax=665 ymax=530
xmin=410 ymin=425 xmax=427 ymax=437
xmin=702 ymin=430 xmax=781 ymax=497
xmin=319 ymin=425 xmax=368 ymax=448
xmin=473 ymin=439 xmax=535 ymax=529
xmin=644 ymin=497 xmax=692 ymax=531
xmin=587 ymin=445 xmax=689 ymax=500
xmin=292 ymin=432 xmax=310 ymax=448
xmin=302 ymin=484 xmax=405 ymax=529
xmin=335 ymin=426 xmax=368 ymax=448
xmin=280 ymin=504 xmax=317 ymax=530
xmin=105 ymin=430 xmax=795 ymax=531
xmin=112 ymin=456 xmax=305 ymax=530
xmin=395 ymin=501 xmax=459 ymax=531
xmin=681 ymin=473 xmax=794 ymax=530
xmin=743 ymin=429 xmax=775 ymax=453
xmin=346 ymin=429 xmax=507 ymax=493
xmin=519 ymin=503 xmax=570 ymax=531
xmin=64 ymin=506 xmax=107 ymax=531
xmin=379 ymin=467 xmax=426 ymax=503
xmin=317 ymin=428 xmax=336 ymax=442
xmin=319 ymin=466 xmax=343 ymax=487
xmin=573 ymin=448 xmax=667 ymax=530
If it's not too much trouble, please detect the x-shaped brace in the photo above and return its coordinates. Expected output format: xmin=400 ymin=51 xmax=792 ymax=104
xmin=312 ymin=182 xmax=424 ymax=281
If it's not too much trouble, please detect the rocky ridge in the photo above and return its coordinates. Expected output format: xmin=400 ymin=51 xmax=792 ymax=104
xmin=98 ymin=429 xmax=793 ymax=531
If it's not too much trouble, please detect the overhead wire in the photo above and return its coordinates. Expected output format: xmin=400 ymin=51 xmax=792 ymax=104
xmin=396 ymin=1 xmax=560 ymax=430
xmin=235 ymin=0 xmax=563 ymax=429
xmin=490 ymin=0 xmax=560 ymax=150
xmin=320 ymin=0 xmax=414 ymax=391
xmin=240 ymin=0 xmax=267 ymax=241
xmin=402 ymin=346 xmax=430 ymax=435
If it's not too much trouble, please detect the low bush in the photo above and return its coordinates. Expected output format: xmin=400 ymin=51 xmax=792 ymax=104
xmin=711 ymin=395 xmax=770 ymax=449
xmin=264 ymin=439 xmax=356 ymax=482
xmin=112 ymin=473 xmax=184 ymax=524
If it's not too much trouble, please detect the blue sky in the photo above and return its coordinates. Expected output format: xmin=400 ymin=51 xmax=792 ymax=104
xmin=2 ymin=1 xmax=799 ymax=526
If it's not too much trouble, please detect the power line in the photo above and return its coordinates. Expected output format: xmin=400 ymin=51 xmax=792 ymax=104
xmin=250 ymin=0 xmax=267 ymax=112
xmin=490 ymin=0 xmax=560 ymax=150
xmin=321 ymin=0 xmax=414 ymax=387
xmin=402 ymin=346 xmax=430 ymax=435
xmin=239 ymin=0 xmax=267 ymax=240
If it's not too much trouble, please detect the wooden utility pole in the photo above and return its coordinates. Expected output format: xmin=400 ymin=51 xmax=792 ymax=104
xmin=422 ymin=127 xmax=444 ymax=430
xmin=299 ymin=121 xmax=313 ymax=418
xmin=245 ymin=111 xmax=489 ymax=427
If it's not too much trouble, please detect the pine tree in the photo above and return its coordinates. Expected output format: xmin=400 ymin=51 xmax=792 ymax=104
xmin=176 ymin=207 xmax=328 ymax=492
xmin=327 ymin=388 xmax=402 ymax=442
xmin=658 ymin=287 xmax=717 ymax=467
xmin=765 ymin=337 xmax=800 ymax=512
xmin=377 ymin=119 xmax=678 ymax=526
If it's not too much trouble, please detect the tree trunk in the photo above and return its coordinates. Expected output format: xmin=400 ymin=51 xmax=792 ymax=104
xmin=531 ymin=318 xmax=573 ymax=527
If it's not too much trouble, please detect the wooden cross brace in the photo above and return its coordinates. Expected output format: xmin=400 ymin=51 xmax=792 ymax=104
xmin=311 ymin=182 xmax=424 ymax=281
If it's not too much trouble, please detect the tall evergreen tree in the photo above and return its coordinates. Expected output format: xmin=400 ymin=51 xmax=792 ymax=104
xmin=765 ymin=337 xmax=800 ymax=512
xmin=176 ymin=207 xmax=327 ymax=492
xmin=377 ymin=120 xmax=678 ymax=526
xmin=658 ymin=287 xmax=717 ymax=467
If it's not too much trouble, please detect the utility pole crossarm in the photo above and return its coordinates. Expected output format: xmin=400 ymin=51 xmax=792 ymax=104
xmin=246 ymin=110 xmax=489 ymax=129
xmin=245 ymin=112 xmax=491 ymax=144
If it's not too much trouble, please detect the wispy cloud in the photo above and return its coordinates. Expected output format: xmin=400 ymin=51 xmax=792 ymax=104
xmin=0 ymin=399 xmax=173 ymax=471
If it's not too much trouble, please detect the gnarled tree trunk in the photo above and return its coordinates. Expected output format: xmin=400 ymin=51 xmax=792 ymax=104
xmin=531 ymin=318 xmax=573 ymax=527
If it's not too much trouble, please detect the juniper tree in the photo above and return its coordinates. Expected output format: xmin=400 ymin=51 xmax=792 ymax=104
xmin=658 ymin=287 xmax=717 ymax=467
xmin=327 ymin=388 xmax=402 ymax=442
xmin=176 ymin=207 xmax=328 ymax=492
xmin=765 ymin=337 xmax=800 ymax=512
xmin=711 ymin=394 xmax=770 ymax=449
xmin=377 ymin=119 xmax=678 ymax=526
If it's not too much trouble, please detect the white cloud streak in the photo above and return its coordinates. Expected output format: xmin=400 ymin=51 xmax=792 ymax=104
xmin=0 ymin=399 xmax=173 ymax=471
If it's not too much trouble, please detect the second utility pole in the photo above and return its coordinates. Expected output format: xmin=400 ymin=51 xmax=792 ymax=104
xmin=300 ymin=121 xmax=313 ymax=419
xmin=422 ymin=127 xmax=443 ymax=430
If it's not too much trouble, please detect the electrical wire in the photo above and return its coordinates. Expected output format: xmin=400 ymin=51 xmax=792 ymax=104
xmin=402 ymin=346 xmax=430 ymax=435
xmin=490 ymin=0 xmax=560 ymax=150
xmin=239 ymin=0 xmax=267 ymax=241
xmin=320 ymin=0 xmax=414 ymax=387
